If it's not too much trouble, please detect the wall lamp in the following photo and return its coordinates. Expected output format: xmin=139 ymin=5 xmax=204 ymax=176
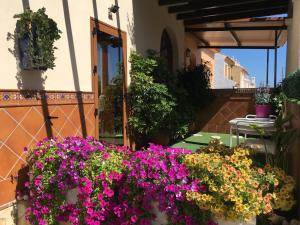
xmin=109 ymin=4 xmax=119 ymax=13
xmin=108 ymin=4 xmax=120 ymax=19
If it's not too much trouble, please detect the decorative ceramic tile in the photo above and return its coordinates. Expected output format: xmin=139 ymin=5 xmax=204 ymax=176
xmin=0 ymin=90 xmax=94 ymax=107
xmin=0 ymin=90 xmax=96 ymax=206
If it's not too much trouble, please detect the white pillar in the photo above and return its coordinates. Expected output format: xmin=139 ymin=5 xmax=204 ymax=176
xmin=286 ymin=0 xmax=300 ymax=75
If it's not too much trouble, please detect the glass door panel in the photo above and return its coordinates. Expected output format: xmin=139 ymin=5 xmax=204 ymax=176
xmin=97 ymin=31 xmax=123 ymax=145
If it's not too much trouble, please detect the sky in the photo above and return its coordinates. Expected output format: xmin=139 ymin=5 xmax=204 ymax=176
xmin=221 ymin=44 xmax=287 ymax=87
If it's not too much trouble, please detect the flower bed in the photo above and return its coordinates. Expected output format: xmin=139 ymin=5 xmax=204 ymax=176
xmin=21 ymin=137 xmax=295 ymax=225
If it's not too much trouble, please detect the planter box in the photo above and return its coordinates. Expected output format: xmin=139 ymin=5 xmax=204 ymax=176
xmin=213 ymin=216 xmax=256 ymax=225
xmin=151 ymin=201 xmax=168 ymax=225
xmin=59 ymin=190 xmax=169 ymax=225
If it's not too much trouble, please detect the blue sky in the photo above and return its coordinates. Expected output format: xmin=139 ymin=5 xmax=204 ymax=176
xmin=220 ymin=14 xmax=288 ymax=87
xmin=221 ymin=44 xmax=287 ymax=87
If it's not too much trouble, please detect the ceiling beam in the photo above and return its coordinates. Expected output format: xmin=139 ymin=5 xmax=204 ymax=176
xmin=184 ymin=6 xmax=288 ymax=25
xmin=159 ymin=0 xmax=188 ymax=6
xmin=168 ymin=0 xmax=277 ymax=13
xmin=176 ymin=0 xmax=288 ymax=20
xmin=190 ymin=32 xmax=210 ymax=46
xmin=225 ymin=23 xmax=241 ymax=46
xmin=185 ymin=25 xmax=287 ymax=32
xmin=197 ymin=46 xmax=277 ymax=49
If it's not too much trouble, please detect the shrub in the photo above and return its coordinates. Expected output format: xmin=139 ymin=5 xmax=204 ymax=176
xmin=128 ymin=52 xmax=176 ymax=143
xmin=264 ymin=165 xmax=296 ymax=211
xmin=24 ymin=137 xmax=132 ymax=225
xmin=127 ymin=144 xmax=211 ymax=225
xmin=23 ymin=138 xmax=214 ymax=225
xmin=184 ymin=147 xmax=278 ymax=221
xmin=177 ymin=64 xmax=213 ymax=109
xmin=128 ymin=51 xmax=214 ymax=144
xmin=282 ymin=70 xmax=300 ymax=100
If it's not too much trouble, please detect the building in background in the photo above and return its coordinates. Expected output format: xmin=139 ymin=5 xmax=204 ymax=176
xmin=214 ymin=53 xmax=256 ymax=89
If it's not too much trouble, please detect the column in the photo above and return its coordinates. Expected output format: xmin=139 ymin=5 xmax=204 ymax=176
xmin=286 ymin=0 xmax=300 ymax=75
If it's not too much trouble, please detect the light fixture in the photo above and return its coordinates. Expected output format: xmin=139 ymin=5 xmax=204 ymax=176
xmin=109 ymin=4 xmax=119 ymax=14
xmin=185 ymin=48 xmax=191 ymax=58
xmin=108 ymin=4 xmax=119 ymax=19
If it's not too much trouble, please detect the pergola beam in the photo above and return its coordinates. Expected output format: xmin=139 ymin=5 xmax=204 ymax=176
xmin=185 ymin=26 xmax=287 ymax=32
xmin=197 ymin=46 xmax=277 ymax=49
xmin=168 ymin=0 xmax=277 ymax=13
xmin=225 ymin=23 xmax=241 ymax=46
xmin=184 ymin=6 xmax=288 ymax=25
xmin=176 ymin=0 xmax=288 ymax=20
xmin=190 ymin=32 xmax=210 ymax=46
xmin=158 ymin=0 xmax=188 ymax=6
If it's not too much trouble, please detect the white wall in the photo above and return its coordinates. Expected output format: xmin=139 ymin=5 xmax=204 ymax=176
xmin=131 ymin=0 xmax=185 ymax=71
xmin=214 ymin=53 xmax=236 ymax=89
xmin=0 ymin=0 xmax=185 ymax=91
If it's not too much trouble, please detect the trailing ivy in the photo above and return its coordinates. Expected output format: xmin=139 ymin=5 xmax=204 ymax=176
xmin=14 ymin=7 xmax=61 ymax=70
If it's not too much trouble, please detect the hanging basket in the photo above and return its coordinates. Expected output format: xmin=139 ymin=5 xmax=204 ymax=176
xmin=14 ymin=7 xmax=61 ymax=71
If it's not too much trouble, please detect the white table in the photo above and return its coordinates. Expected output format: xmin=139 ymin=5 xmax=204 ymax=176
xmin=229 ymin=117 xmax=276 ymax=147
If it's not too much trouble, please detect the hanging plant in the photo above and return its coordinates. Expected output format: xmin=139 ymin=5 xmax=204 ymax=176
xmin=14 ymin=7 xmax=61 ymax=70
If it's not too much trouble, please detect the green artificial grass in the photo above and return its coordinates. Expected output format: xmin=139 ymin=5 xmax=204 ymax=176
xmin=171 ymin=132 xmax=248 ymax=152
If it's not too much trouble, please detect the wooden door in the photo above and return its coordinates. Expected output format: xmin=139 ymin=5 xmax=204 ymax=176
xmin=90 ymin=19 xmax=128 ymax=145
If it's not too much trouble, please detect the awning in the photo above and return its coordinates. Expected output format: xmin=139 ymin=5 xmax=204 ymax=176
xmin=187 ymin=17 xmax=287 ymax=49
xmin=159 ymin=0 xmax=289 ymax=48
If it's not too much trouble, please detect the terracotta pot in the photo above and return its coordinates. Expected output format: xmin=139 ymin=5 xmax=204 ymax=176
xmin=255 ymin=104 xmax=272 ymax=118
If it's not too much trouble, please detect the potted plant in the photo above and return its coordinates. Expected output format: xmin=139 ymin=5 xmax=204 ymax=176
xmin=14 ymin=7 xmax=61 ymax=70
xmin=255 ymin=87 xmax=272 ymax=118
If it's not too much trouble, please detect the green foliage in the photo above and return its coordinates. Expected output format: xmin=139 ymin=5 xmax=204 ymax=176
xmin=128 ymin=52 xmax=176 ymax=140
xmin=272 ymin=113 xmax=298 ymax=171
xmin=177 ymin=64 xmax=213 ymax=108
xmin=282 ymin=70 xmax=300 ymax=100
xmin=128 ymin=51 xmax=214 ymax=145
xmin=251 ymin=96 xmax=298 ymax=172
xmin=271 ymin=89 xmax=286 ymax=115
xmin=14 ymin=7 xmax=61 ymax=70
xmin=255 ymin=87 xmax=272 ymax=105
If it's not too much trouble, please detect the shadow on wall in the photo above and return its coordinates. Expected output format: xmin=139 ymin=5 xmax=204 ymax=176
xmin=6 ymin=3 xmax=54 ymax=139
xmin=62 ymin=0 xmax=87 ymax=137
xmin=130 ymin=0 xmax=180 ymax=69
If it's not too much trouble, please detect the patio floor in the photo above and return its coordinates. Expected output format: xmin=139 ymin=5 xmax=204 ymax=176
xmin=171 ymin=131 xmax=249 ymax=152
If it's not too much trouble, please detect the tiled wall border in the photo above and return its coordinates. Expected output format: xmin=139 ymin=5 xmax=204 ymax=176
xmin=0 ymin=90 xmax=94 ymax=107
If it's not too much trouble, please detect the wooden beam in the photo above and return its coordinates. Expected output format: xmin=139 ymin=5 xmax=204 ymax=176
xmin=168 ymin=0 xmax=275 ymax=13
xmin=190 ymin=32 xmax=210 ymax=46
xmin=176 ymin=0 xmax=288 ymax=20
xmin=185 ymin=25 xmax=288 ymax=32
xmin=159 ymin=0 xmax=188 ymax=6
xmin=184 ymin=6 xmax=288 ymax=25
xmin=225 ymin=23 xmax=241 ymax=46
xmin=197 ymin=46 xmax=277 ymax=49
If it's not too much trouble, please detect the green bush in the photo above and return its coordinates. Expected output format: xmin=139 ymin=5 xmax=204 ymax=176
xmin=128 ymin=52 xmax=214 ymax=145
xmin=282 ymin=70 xmax=300 ymax=100
xmin=128 ymin=52 xmax=176 ymax=142
xmin=177 ymin=65 xmax=213 ymax=109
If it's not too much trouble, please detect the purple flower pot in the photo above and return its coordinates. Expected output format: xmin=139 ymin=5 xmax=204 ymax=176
xmin=255 ymin=105 xmax=272 ymax=118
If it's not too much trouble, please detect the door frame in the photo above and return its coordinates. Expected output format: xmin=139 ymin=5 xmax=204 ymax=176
xmin=90 ymin=18 xmax=128 ymax=146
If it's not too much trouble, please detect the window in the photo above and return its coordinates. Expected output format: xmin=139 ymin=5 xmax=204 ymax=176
xmin=160 ymin=29 xmax=173 ymax=71
xmin=224 ymin=63 xmax=232 ymax=80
